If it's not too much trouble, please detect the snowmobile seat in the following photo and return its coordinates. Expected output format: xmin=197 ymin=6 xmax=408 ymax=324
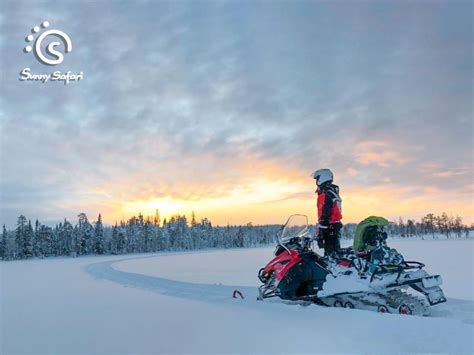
xmin=334 ymin=247 xmax=354 ymax=257
xmin=330 ymin=248 xmax=356 ymax=263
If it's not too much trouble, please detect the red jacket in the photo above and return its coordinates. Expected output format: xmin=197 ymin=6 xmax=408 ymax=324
xmin=317 ymin=183 xmax=342 ymax=226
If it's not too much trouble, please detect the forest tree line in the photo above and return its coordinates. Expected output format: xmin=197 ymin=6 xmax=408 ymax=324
xmin=386 ymin=213 xmax=470 ymax=239
xmin=0 ymin=211 xmax=471 ymax=260
xmin=1 ymin=212 xmax=280 ymax=260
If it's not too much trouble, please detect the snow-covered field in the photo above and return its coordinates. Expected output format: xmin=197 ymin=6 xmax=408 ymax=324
xmin=1 ymin=239 xmax=473 ymax=353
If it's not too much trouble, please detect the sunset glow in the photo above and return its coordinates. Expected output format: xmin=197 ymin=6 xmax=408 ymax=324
xmin=0 ymin=1 xmax=472 ymax=228
xmin=102 ymin=176 xmax=474 ymax=226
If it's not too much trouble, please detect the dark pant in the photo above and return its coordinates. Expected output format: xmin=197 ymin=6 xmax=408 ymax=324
xmin=324 ymin=223 xmax=342 ymax=256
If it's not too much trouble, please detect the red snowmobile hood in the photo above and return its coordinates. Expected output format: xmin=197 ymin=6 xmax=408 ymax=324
xmin=263 ymin=249 xmax=302 ymax=281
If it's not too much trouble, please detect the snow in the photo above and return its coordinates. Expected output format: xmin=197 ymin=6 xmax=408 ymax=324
xmin=385 ymin=238 xmax=474 ymax=300
xmin=1 ymin=239 xmax=473 ymax=353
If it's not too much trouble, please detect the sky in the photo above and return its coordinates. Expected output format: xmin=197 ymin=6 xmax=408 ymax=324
xmin=0 ymin=0 xmax=472 ymax=228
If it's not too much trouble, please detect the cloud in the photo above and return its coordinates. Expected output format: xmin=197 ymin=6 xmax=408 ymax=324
xmin=355 ymin=141 xmax=414 ymax=168
xmin=0 ymin=0 xmax=472 ymax=226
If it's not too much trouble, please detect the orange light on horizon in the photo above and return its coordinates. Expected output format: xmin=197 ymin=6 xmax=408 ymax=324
xmin=98 ymin=178 xmax=474 ymax=226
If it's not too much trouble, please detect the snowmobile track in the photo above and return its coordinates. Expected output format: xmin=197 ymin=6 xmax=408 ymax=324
xmin=85 ymin=255 xmax=256 ymax=304
xmin=85 ymin=254 xmax=474 ymax=323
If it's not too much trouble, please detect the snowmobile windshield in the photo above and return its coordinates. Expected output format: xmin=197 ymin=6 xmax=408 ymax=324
xmin=279 ymin=214 xmax=309 ymax=244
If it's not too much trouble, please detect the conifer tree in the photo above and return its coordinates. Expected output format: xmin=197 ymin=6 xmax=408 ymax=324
xmin=15 ymin=215 xmax=27 ymax=258
xmin=94 ymin=214 xmax=105 ymax=254
xmin=153 ymin=209 xmax=161 ymax=226
xmin=33 ymin=219 xmax=40 ymax=256
xmin=0 ymin=224 xmax=7 ymax=260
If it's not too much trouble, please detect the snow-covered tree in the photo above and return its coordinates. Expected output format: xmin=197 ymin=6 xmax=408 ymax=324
xmin=15 ymin=216 xmax=33 ymax=259
xmin=0 ymin=225 xmax=7 ymax=260
xmin=74 ymin=213 xmax=93 ymax=255
xmin=38 ymin=225 xmax=53 ymax=257
xmin=61 ymin=219 xmax=74 ymax=255
xmin=94 ymin=214 xmax=105 ymax=254
xmin=33 ymin=219 xmax=41 ymax=256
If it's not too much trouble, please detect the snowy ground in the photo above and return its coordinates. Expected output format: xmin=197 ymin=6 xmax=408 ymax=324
xmin=1 ymin=239 xmax=473 ymax=354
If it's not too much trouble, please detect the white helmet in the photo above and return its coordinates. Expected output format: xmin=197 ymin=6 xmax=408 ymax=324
xmin=311 ymin=168 xmax=333 ymax=186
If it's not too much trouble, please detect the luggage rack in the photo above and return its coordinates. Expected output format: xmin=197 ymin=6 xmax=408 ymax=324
xmin=369 ymin=261 xmax=425 ymax=282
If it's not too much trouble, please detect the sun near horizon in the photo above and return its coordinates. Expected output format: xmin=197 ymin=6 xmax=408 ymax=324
xmin=94 ymin=172 xmax=474 ymax=227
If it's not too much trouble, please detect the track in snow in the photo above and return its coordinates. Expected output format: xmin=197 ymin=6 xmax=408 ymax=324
xmin=85 ymin=255 xmax=257 ymax=304
xmin=85 ymin=254 xmax=474 ymax=324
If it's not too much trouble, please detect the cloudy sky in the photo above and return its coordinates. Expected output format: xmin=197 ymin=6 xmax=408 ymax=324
xmin=0 ymin=0 xmax=472 ymax=227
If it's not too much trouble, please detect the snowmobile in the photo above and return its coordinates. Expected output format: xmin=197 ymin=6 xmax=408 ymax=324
xmin=257 ymin=214 xmax=446 ymax=316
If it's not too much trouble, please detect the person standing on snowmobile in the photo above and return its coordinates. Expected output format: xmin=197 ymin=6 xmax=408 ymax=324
xmin=312 ymin=168 xmax=343 ymax=256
